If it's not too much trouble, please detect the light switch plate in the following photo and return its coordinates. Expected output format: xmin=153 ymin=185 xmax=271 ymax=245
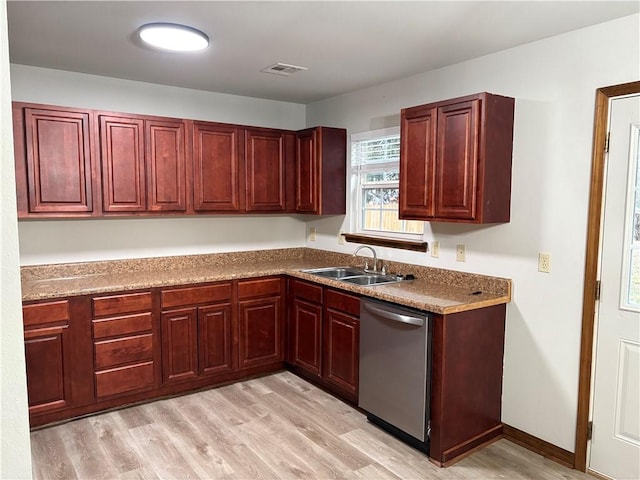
xmin=309 ymin=227 xmax=316 ymax=242
xmin=456 ymin=244 xmax=466 ymax=262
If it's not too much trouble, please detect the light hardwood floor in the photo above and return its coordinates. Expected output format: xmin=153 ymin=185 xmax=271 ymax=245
xmin=31 ymin=371 xmax=593 ymax=480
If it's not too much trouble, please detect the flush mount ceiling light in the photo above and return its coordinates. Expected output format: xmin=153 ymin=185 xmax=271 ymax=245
xmin=138 ymin=22 xmax=209 ymax=52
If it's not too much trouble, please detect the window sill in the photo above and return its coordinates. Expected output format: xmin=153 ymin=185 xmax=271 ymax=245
xmin=343 ymin=233 xmax=428 ymax=252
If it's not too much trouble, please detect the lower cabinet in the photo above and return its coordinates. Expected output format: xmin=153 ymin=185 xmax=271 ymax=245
xmin=91 ymin=291 xmax=159 ymax=399
xmin=23 ymin=300 xmax=75 ymax=415
xmin=22 ymin=297 xmax=94 ymax=422
xmin=287 ymin=279 xmax=360 ymax=403
xmin=323 ymin=289 xmax=359 ymax=398
xmin=237 ymin=277 xmax=285 ymax=369
xmin=160 ymin=282 xmax=234 ymax=383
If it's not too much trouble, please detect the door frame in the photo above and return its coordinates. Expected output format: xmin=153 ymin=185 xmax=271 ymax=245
xmin=575 ymin=80 xmax=640 ymax=471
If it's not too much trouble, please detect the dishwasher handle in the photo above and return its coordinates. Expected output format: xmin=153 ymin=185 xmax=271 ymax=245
xmin=363 ymin=302 xmax=425 ymax=326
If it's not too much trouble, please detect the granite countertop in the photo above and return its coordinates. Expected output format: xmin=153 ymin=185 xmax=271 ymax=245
xmin=21 ymin=248 xmax=511 ymax=315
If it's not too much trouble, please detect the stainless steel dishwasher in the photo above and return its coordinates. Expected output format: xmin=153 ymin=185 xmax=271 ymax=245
xmin=359 ymin=297 xmax=431 ymax=453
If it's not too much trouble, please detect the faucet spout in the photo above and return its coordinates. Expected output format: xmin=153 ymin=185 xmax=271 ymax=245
xmin=353 ymin=245 xmax=378 ymax=272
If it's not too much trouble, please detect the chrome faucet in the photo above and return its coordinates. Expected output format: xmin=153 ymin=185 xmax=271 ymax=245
xmin=353 ymin=245 xmax=378 ymax=272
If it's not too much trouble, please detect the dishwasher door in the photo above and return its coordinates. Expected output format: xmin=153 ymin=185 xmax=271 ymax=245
xmin=359 ymin=298 xmax=431 ymax=444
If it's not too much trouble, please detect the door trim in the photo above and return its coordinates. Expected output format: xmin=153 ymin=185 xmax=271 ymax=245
xmin=575 ymin=80 xmax=640 ymax=471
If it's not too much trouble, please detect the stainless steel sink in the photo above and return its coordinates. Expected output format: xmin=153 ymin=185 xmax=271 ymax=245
xmin=302 ymin=266 xmax=368 ymax=279
xmin=302 ymin=267 xmax=404 ymax=286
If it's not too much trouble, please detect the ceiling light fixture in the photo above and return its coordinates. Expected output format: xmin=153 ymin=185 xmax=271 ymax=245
xmin=138 ymin=22 xmax=209 ymax=52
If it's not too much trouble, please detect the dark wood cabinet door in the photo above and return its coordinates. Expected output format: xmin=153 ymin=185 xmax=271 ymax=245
xmin=146 ymin=119 xmax=187 ymax=211
xmin=161 ymin=307 xmax=198 ymax=383
xmin=323 ymin=309 xmax=359 ymax=397
xmin=289 ymin=298 xmax=323 ymax=377
xmin=193 ymin=122 xmax=244 ymax=212
xmin=245 ymin=129 xmax=286 ymax=212
xmin=23 ymin=107 xmax=93 ymax=213
xmin=24 ymin=325 xmax=73 ymax=415
xmin=400 ymin=93 xmax=513 ymax=223
xmin=198 ymin=303 xmax=234 ymax=376
xmin=435 ymin=99 xmax=480 ymax=220
xmin=295 ymin=129 xmax=318 ymax=213
xmin=399 ymin=106 xmax=436 ymax=219
xmin=238 ymin=295 xmax=283 ymax=369
xmin=99 ymin=115 xmax=146 ymax=212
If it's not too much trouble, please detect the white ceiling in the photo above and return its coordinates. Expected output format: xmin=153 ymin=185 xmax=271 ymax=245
xmin=7 ymin=1 xmax=640 ymax=104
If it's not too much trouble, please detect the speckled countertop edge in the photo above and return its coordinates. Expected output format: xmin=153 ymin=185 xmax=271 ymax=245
xmin=21 ymin=248 xmax=511 ymax=315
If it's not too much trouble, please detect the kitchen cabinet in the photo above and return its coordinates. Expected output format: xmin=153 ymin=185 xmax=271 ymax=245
xmin=237 ymin=277 xmax=285 ymax=369
xmin=160 ymin=282 xmax=234 ymax=383
xmin=399 ymin=92 xmax=514 ymax=223
xmin=288 ymin=279 xmax=324 ymax=378
xmin=22 ymin=298 xmax=93 ymax=421
xmin=23 ymin=300 xmax=74 ymax=415
xmin=13 ymin=104 xmax=96 ymax=216
xmin=14 ymin=102 xmax=347 ymax=218
xmin=287 ymin=279 xmax=359 ymax=403
xmin=98 ymin=112 xmax=188 ymax=213
xmin=429 ymin=304 xmax=506 ymax=466
xmin=245 ymin=128 xmax=295 ymax=212
xmin=295 ymin=127 xmax=347 ymax=215
xmin=193 ymin=121 xmax=245 ymax=212
xmin=323 ymin=289 xmax=359 ymax=399
xmin=92 ymin=291 xmax=159 ymax=399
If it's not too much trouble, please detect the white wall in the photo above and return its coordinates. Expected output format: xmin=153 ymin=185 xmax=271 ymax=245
xmin=305 ymin=14 xmax=640 ymax=452
xmin=10 ymin=65 xmax=309 ymax=265
xmin=0 ymin=1 xmax=33 ymax=477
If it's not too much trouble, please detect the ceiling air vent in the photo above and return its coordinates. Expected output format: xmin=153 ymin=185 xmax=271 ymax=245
xmin=261 ymin=62 xmax=308 ymax=76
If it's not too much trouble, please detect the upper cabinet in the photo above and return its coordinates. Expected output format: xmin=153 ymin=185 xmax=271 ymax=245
xmin=245 ymin=128 xmax=295 ymax=213
xmin=399 ymin=92 xmax=514 ymax=223
xmin=192 ymin=121 xmax=245 ymax=212
xmin=13 ymin=105 xmax=95 ymax=216
xmin=296 ymin=127 xmax=347 ymax=215
xmin=98 ymin=113 xmax=188 ymax=214
xmin=13 ymin=102 xmax=347 ymax=219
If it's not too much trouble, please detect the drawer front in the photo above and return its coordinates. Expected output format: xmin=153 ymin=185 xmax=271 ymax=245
xmin=291 ymin=279 xmax=323 ymax=304
xmin=23 ymin=300 xmax=69 ymax=327
xmin=161 ymin=282 xmax=232 ymax=309
xmin=95 ymin=361 xmax=155 ymax=398
xmin=325 ymin=289 xmax=360 ymax=317
xmin=94 ymin=334 xmax=153 ymax=369
xmin=93 ymin=292 xmax=152 ymax=317
xmin=238 ymin=277 xmax=281 ymax=299
xmin=93 ymin=312 xmax=153 ymax=339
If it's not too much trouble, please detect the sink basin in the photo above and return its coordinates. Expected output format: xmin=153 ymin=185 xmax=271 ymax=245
xmin=340 ymin=274 xmax=403 ymax=286
xmin=302 ymin=267 xmax=404 ymax=286
xmin=302 ymin=267 xmax=368 ymax=279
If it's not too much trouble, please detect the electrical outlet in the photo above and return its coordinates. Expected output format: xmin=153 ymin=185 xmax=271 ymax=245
xmin=338 ymin=231 xmax=345 ymax=245
xmin=309 ymin=227 xmax=316 ymax=242
xmin=431 ymin=241 xmax=440 ymax=258
xmin=538 ymin=253 xmax=551 ymax=273
xmin=456 ymin=244 xmax=466 ymax=262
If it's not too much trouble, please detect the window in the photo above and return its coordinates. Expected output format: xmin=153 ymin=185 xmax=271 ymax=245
xmin=351 ymin=127 xmax=423 ymax=239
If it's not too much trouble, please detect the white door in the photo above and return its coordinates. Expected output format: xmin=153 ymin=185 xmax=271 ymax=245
xmin=589 ymin=94 xmax=640 ymax=480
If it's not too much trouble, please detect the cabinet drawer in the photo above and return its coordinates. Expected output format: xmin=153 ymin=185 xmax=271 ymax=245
xmin=93 ymin=312 xmax=153 ymax=339
xmin=161 ymin=282 xmax=232 ymax=309
xmin=94 ymin=334 xmax=153 ymax=369
xmin=291 ymin=279 xmax=323 ymax=304
xmin=23 ymin=300 xmax=69 ymax=327
xmin=95 ymin=361 xmax=155 ymax=398
xmin=93 ymin=292 xmax=152 ymax=317
xmin=325 ymin=289 xmax=360 ymax=317
xmin=238 ymin=277 xmax=281 ymax=299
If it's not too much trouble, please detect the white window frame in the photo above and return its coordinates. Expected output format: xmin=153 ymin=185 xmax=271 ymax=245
xmin=350 ymin=127 xmax=424 ymax=241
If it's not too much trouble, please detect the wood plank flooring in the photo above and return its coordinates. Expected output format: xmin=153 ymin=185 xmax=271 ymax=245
xmin=31 ymin=371 xmax=594 ymax=479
